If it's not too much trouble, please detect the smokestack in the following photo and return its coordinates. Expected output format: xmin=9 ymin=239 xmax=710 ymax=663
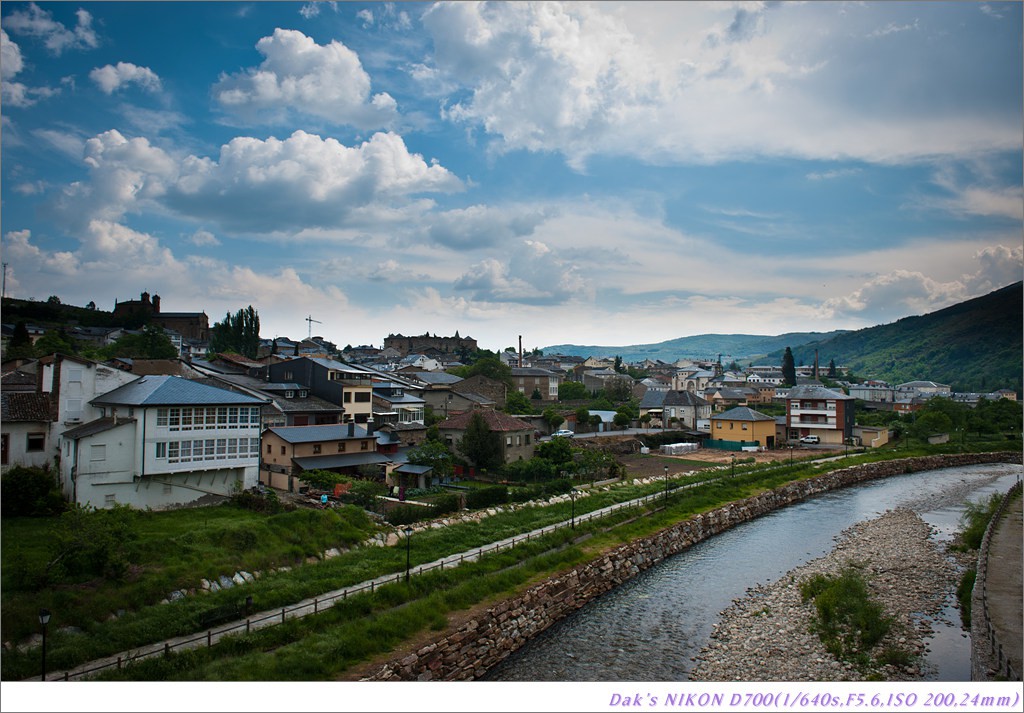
xmin=814 ymin=350 xmax=819 ymax=379
xmin=519 ymin=335 xmax=523 ymax=368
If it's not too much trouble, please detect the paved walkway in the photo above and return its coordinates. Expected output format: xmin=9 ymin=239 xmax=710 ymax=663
xmin=983 ymin=495 xmax=1023 ymax=680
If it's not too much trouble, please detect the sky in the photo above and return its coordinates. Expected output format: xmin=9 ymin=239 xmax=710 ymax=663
xmin=1 ymin=1 xmax=1022 ymax=355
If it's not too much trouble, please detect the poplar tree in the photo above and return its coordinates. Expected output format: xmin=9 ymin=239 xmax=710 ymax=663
xmin=782 ymin=347 xmax=797 ymax=386
xmin=210 ymin=305 xmax=261 ymax=358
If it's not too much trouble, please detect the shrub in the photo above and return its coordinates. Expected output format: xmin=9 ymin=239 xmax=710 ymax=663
xmin=464 ymin=485 xmax=508 ymax=509
xmin=957 ymin=494 xmax=1002 ymax=550
xmin=1 ymin=465 xmax=65 ymax=517
xmin=384 ymin=504 xmax=432 ymax=526
xmin=800 ymin=565 xmax=892 ymax=664
xmin=431 ymin=493 xmax=461 ymax=517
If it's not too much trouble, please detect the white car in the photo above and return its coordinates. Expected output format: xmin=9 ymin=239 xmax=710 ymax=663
xmin=552 ymin=429 xmax=575 ymax=438
xmin=799 ymin=435 xmax=820 ymax=444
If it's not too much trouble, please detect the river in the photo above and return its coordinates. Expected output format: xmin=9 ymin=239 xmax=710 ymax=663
xmin=484 ymin=462 xmax=1022 ymax=682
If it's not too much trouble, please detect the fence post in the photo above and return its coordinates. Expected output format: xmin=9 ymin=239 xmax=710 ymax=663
xmin=118 ymin=656 xmax=122 ymax=669
xmin=246 ymin=619 xmax=251 ymax=634
xmin=164 ymin=642 xmax=170 ymax=657
xmin=281 ymin=608 xmax=286 ymax=623
xmin=314 ymin=598 xmax=318 ymax=613
xmin=64 ymin=672 xmax=69 ymax=681
xmin=207 ymin=631 xmax=212 ymax=647
xmin=344 ymin=589 xmax=347 ymax=599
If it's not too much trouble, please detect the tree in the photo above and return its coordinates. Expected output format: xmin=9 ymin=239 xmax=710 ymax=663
xmin=530 ymin=387 xmax=543 ymax=400
xmin=46 ymin=295 xmax=61 ymax=305
xmin=5 ymin=321 xmax=36 ymax=359
xmin=574 ymin=407 xmax=590 ymax=431
xmin=613 ymin=356 xmax=624 ymax=373
xmin=542 ymin=407 xmax=565 ymax=431
xmin=599 ymin=378 xmax=633 ymax=402
xmin=827 ymin=359 xmax=837 ymax=378
xmin=782 ymin=347 xmax=797 ymax=386
xmin=558 ymin=381 xmax=588 ymax=401
xmin=104 ymin=325 xmax=178 ymax=359
xmin=406 ymin=441 xmax=454 ymax=481
xmin=34 ymin=328 xmax=77 ymax=356
xmin=457 ymin=412 xmax=503 ymax=470
xmin=209 ymin=305 xmax=261 ymax=358
xmin=613 ymin=412 xmax=632 ymax=429
xmin=85 ymin=300 xmax=96 ymax=310
xmin=504 ymin=390 xmax=533 ymax=414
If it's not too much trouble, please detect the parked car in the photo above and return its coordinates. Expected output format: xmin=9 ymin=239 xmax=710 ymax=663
xmin=552 ymin=429 xmax=575 ymax=438
xmin=799 ymin=435 xmax=820 ymax=444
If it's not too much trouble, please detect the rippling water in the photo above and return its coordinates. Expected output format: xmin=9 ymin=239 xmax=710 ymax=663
xmin=485 ymin=463 xmax=1022 ymax=681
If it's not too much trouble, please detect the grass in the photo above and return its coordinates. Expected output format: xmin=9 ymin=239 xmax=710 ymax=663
xmin=1 ymin=442 xmax=1015 ymax=681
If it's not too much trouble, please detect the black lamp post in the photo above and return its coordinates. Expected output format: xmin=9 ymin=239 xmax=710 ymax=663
xmin=403 ymin=526 xmax=413 ymax=583
xmin=789 ymin=444 xmax=793 ymax=465
xmin=38 ymin=608 xmax=50 ymax=681
xmin=569 ymin=489 xmax=577 ymax=529
xmin=663 ymin=465 xmax=669 ymax=507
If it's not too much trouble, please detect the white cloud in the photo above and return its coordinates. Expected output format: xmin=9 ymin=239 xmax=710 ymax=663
xmin=212 ymin=28 xmax=398 ymax=129
xmin=2 ymin=3 xmax=98 ymax=55
xmin=1 ymin=29 xmax=24 ymax=79
xmin=419 ymin=2 xmax=1021 ymax=168
xmin=89 ymin=62 xmax=162 ymax=94
xmin=52 ymin=128 xmax=463 ymax=234
xmin=453 ymin=239 xmax=591 ymax=305
xmin=32 ymin=128 xmax=86 ymax=159
xmin=425 ymin=204 xmax=548 ymax=249
xmin=3 ymin=229 xmax=79 ymax=275
xmin=188 ymin=229 xmax=220 ymax=247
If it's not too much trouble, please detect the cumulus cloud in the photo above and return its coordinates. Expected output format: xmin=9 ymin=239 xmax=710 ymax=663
xmin=188 ymin=229 xmax=220 ymax=247
xmin=1 ymin=29 xmax=24 ymax=78
xmin=2 ymin=3 xmax=98 ymax=55
xmin=90 ymin=62 xmax=162 ymax=94
xmin=419 ymin=2 xmax=1021 ymax=168
xmin=1 ymin=29 xmax=60 ymax=107
xmin=822 ymin=245 xmax=1022 ymax=321
xmin=212 ymin=28 xmax=398 ymax=129
xmin=453 ymin=238 xmax=591 ymax=305
xmin=52 ymin=128 xmax=463 ymax=234
xmin=425 ymin=204 xmax=548 ymax=249
xmin=3 ymin=229 xmax=79 ymax=275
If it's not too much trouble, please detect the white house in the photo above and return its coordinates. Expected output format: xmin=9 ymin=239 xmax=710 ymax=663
xmin=1 ymin=392 xmax=53 ymax=472
xmin=58 ymin=375 xmax=268 ymax=510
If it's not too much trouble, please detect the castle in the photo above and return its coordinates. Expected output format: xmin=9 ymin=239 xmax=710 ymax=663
xmin=113 ymin=292 xmax=209 ymax=342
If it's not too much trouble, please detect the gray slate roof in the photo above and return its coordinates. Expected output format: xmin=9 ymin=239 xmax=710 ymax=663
xmin=267 ymin=424 xmax=373 ymax=443
xmin=787 ymin=384 xmax=853 ymax=401
xmin=712 ymin=406 xmax=775 ymax=422
xmin=92 ymin=375 xmax=268 ymax=407
xmin=62 ymin=416 xmax=136 ymax=440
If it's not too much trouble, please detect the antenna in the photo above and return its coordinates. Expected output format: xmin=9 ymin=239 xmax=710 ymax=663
xmin=305 ymin=315 xmax=322 ymax=339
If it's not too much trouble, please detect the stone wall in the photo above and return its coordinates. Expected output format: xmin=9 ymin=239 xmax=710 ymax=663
xmin=364 ymin=452 xmax=1020 ymax=681
xmin=970 ymin=478 xmax=1023 ymax=681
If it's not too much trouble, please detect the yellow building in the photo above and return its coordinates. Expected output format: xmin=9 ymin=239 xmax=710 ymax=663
xmin=709 ymin=406 xmax=777 ymax=449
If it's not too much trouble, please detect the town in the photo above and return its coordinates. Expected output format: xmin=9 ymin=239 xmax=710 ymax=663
xmin=1 ymin=292 xmax=1020 ymax=687
xmin=4 ymin=291 xmax=1018 ymax=511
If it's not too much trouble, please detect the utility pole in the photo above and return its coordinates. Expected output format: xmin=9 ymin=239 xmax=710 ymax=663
xmin=2 ymin=262 xmax=7 ymax=300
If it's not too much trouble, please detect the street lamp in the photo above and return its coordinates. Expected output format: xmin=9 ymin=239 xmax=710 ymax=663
xmin=663 ymin=465 xmax=669 ymax=507
xmin=569 ymin=489 xmax=577 ymax=529
xmin=38 ymin=608 xmax=50 ymax=681
xmin=731 ymin=455 xmax=736 ymax=477
xmin=789 ymin=444 xmax=793 ymax=465
xmin=403 ymin=526 xmax=413 ymax=583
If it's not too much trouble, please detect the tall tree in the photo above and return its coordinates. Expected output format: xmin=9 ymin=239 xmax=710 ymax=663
xmin=827 ymin=358 xmax=837 ymax=378
xmin=6 ymin=321 xmax=36 ymax=359
xmin=457 ymin=412 xmax=503 ymax=470
xmin=781 ymin=347 xmax=797 ymax=386
xmin=104 ymin=326 xmax=178 ymax=359
xmin=209 ymin=305 xmax=261 ymax=358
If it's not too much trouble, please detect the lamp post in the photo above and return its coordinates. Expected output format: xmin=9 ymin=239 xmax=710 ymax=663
xmin=569 ymin=489 xmax=577 ymax=529
xmin=663 ymin=465 xmax=669 ymax=507
xmin=38 ymin=608 xmax=50 ymax=681
xmin=403 ymin=526 xmax=413 ymax=583
xmin=731 ymin=455 xmax=736 ymax=477
xmin=789 ymin=444 xmax=793 ymax=465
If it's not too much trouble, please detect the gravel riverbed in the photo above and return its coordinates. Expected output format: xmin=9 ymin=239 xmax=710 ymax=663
xmin=689 ymin=508 xmax=970 ymax=682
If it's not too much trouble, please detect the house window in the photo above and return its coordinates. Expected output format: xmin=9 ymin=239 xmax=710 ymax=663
xmin=216 ymin=439 xmax=227 ymax=458
xmin=360 ymin=441 xmax=368 ymax=451
xmin=313 ymin=444 xmax=322 ymax=454
xmin=344 ymin=393 xmax=352 ymax=403
xmin=355 ymin=392 xmax=371 ymax=403
xmin=729 ymin=423 xmax=734 ymax=430
xmin=338 ymin=442 xmax=346 ymax=452
xmin=284 ymin=371 xmax=293 ymax=381
xmin=104 ymin=494 xmax=116 ymax=507
xmin=716 ymin=422 xmax=722 ymax=429
xmin=267 ymin=444 xmax=272 ymax=454
xmin=506 ymin=436 xmax=513 ymax=447
xmin=68 ymin=368 xmax=83 ymax=382
xmin=742 ymin=423 xmax=748 ymax=430
xmin=285 ymin=391 xmax=294 ymax=398
xmin=26 ymin=432 xmax=45 ymax=452
xmin=228 ymin=439 xmax=238 ymax=456
xmin=90 ymin=444 xmax=106 ymax=461
xmin=156 ymin=442 xmax=167 ymax=458
xmin=280 ymin=445 xmax=286 ymax=455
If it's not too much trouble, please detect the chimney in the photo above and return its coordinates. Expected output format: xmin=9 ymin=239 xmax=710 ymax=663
xmin=347 ymin=422 xmax=355 ymax=437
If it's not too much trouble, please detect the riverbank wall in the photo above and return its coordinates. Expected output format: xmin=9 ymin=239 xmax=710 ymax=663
xmin=970 ymin=478 xmax=1023 ymax=681
xmin=363 ymin=452 xmax=1021 ymax=681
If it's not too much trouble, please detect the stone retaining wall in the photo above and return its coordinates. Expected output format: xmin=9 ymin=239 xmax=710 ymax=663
xmin=364 ymin=452 xmax=1020 ymax=681
xmin=970 ymin=478 xmax=1023 ymax=681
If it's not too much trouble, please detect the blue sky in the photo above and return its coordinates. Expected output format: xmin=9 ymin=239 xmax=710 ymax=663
xmin=2 ymin=1 xmax=1021 ymax=353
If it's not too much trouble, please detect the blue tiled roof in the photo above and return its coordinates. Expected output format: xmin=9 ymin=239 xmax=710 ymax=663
xmin=267 ymin=423 xmax=373 ymax=443
xmin=93 ymin=375 xmax=268 ymax=406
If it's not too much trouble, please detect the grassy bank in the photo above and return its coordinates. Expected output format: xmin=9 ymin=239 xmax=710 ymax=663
xmin=1 ymin=441 xmax=1016 ymax=680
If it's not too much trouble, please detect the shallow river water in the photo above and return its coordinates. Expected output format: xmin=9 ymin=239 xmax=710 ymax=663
xmin=485 ymin=462 xmax=1022 ymax=682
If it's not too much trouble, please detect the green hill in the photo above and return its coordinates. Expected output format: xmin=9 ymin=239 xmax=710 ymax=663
xmin=760 ymin=282 xmax=1022 ymax=394
xmin=542 ymin=331 xmax=849 ymax=363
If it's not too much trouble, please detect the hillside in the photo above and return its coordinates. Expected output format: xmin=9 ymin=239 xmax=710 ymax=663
xmin=542 ymin=331 xmax=849 ymax=363
xmin=760 ymin=282 xmax=1023 ymax=394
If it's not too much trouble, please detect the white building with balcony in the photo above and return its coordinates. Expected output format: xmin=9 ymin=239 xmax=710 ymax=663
xmin=58 ymin=375 xmax=268 ymax=510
